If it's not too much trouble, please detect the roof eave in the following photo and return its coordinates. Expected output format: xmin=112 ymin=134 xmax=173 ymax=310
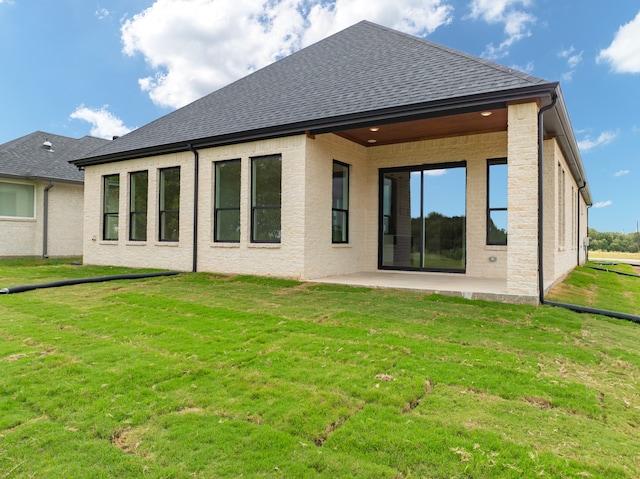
xmin=71 ymin=83 xmax=559 ymax=168
xmin=544 ymin=86 xmax=593 ymax=206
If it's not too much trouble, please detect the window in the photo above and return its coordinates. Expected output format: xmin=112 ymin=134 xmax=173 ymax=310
xmin=103 ymin=174 xmax=120 ymax=240
xmin=129 ymin=171 xmax=148 ymax=241
xmin=487 ymin=158 xmax=507 ymax=245
xmin=332 ymin=161 xmax=349 ymax=243
xmin=251 ymin=155 xmax=281 ymax=243
xmin=558 ymin=163 xmax=565 ymax=247
xmin=214 ymin=160 xmax=241 ymax=242
xmin=0 ymin=181 xmax=34 ymax=218
xmin=159 ymin=167 xmax=180 ymax=242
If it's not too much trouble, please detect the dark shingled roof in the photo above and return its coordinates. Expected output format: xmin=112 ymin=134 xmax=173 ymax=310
xmin=74 ymin=20 xmax=556 ymax=165
xmin=0 ymin=131 xmax=109 ymax=183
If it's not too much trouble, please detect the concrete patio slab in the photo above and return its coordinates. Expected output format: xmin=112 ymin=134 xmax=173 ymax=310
xmin=308 ymin=270 xmax=540 ymax=305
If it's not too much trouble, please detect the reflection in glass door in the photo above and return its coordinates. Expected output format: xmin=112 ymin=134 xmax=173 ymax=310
xmin=380 ymin=162 xmax=466 ymax=272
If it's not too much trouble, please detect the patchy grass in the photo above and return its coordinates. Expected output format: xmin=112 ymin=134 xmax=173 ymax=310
xmin=2 ymin=261 xmax=640 ymax=478
xmin=547 ymin=262 xmax=640 ymax=315
xmin=589 ymin=251 xmax=640 ymax=261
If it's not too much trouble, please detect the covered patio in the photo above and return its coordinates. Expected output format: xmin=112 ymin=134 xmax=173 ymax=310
xmin=308 ymin=270 xmax=553 ymax=305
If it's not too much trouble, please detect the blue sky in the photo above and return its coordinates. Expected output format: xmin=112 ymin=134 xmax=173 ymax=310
xmin=1 ymin=0 xmax=639 ymax=233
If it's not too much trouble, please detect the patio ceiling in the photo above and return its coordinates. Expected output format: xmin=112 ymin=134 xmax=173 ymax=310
xmin=334 ymin=108 xmax=508 ymax=147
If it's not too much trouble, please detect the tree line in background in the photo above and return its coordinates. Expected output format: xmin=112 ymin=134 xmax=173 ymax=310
xmin=588 ymin=228 xmax=640 ymax=253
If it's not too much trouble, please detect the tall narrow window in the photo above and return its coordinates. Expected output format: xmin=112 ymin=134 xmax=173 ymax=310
xmin=129 ymin=171 xmax=148 ymax=241
xmin=159 ymin=167 xmax=180 ymax=242
xmin=558 ymin=164 xmax=565 ymax=247
xmin=214 ymin=159 xmax=241 ymax=242
xmin=332 ymin=161 xmax=349 ymax=243
xmin=487 ymin=158 xmax=507 ymax=245
xmin=103 ymin=174 xmax=119 ymax=241
xmin=251 ymin=155 xmax=281 ymax=243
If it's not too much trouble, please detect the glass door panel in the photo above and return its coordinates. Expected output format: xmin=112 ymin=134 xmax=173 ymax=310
xmin=380 ymin=163 xmax=466 ymax=272
xmin=422 ymin=167 xmax=466 ymax=271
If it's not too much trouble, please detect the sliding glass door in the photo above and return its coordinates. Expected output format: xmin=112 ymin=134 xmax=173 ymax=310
xmin=380 ymin=162 xmax=466 ymax=272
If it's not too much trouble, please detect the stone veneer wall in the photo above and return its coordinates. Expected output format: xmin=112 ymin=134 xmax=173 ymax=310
xmin=506 ymin=102 xmax=540 ymax=297
xmin=0 ymin=180 xmax=83 ymax=257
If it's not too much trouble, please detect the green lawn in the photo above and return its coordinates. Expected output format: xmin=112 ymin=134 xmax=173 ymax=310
xmin=2 ymin=259 xmax=640 ymax=478
xmin=547 ymin=262 xmax=640 ymax=316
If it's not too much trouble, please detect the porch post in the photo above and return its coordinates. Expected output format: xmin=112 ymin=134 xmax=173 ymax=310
xmin=506 ymin=101 xmax=540 ymax=299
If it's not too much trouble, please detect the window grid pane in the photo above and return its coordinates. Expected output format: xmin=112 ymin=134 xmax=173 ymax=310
xmin=332 ymin=161 xmax=349 ymax=243
xmin=103 ymin=174 xmax=119 ymax=241
xmin=129 ymin=171 xmax=148 ymax=241
xmin=159 ymin=167 xmax=180 ymax=242
xmin=215 ymin=160 xmax=241 ymax=242
xmin=251 ymin=156 xmax=281 ymax=243
xmin=487 ymin=159 xmax=507 ymax=245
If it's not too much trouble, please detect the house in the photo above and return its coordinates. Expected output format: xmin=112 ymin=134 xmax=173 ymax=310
xmin=0 ymin=131 xmax=108 ymax=257
xmin=70 ymin=21 xmax=592 ymax=304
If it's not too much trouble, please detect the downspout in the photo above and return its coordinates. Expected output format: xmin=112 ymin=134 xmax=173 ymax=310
xmin=577 ymin=181 xmax=587 ymax=265
xmin=537 ymin=94 xmax=557 ymax=304
xmin=188 ymin=144 xmax=199 ymax=273
xmin=43 ymin=181 xmax=55 ymax=258
xmin=538 ymin=95 xmax=640 ymax=324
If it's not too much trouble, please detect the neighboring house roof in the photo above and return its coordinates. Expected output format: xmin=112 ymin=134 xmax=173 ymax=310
xmin=70 ymin=20 xmax=591 ymax=204
xmin=0 ymin=131 xmax=108 ymax=184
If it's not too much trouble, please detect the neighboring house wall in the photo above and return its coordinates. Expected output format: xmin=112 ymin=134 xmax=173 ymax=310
xmin=46 ymin=182 xmax=84 ymax=256
xmin=0 ymin=179 xmax=83 ymax=257
xmin=0 ymin=178 xmax=38 ymax=256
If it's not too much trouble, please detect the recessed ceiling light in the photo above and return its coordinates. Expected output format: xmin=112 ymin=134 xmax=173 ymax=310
xmin=369 ymin=127 xmax=380 ymax=132
xmin=367 ymin=139 xmax=377 ymax=143
xmin=480 ymin=111 xmax=492 ymax=117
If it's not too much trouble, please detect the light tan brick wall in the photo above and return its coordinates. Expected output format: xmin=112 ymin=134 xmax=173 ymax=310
xmin=0 ymin=179 xmax=83 ymax=257
xmin=302 ymin=134 xmax=368 ymax=278
xmin=0 ymin=178 xmax=38 ymax=256
xmin=365 ymin=132 xmax=508 ymax=278
xmin=82 ymin=151 xmax=195 ymax=271
xmin=46 ymin=182 xmax=84 ymax=256
xmin=197 ymin=135 xmax=307 ymax=278
xmin=552 ymin=139 xmax=584 ymax=282
xmin=506 ymin=102 xmax=540 ymax=297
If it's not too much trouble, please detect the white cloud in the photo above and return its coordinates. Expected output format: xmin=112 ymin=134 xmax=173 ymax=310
xmin=70 ymin=105 xmax=134 ymax=139
xmin=614 ymin=170 xmax=630 ymax=177
xmin=121 ymin=0 xmax=454 ymax=109
xmin=424 ymin=169 xmax=447 ymax=176
xmin=559 ymin=46 xmax=583 ymax=68
xmin=577 ymin=130 xmax=618 ymax=152
xmin=468 ymin=0 xmax=535 ymax=59
xmin=592 ymin=200 xmax=612 ymax=209
xmin=597 ymin=10 xmax=640 ymax=73
xmin=95 ymin=7 xmax=111 ymax=20
xmin=510 ymin=61 xmax=534 ymax=73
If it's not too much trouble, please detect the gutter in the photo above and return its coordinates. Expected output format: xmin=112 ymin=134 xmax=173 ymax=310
xmin=43 ymin=181 xmax=55 ymax=258
xmin=537 ymin=94 xmax=640 ymax=324
xmin=188 ymin=144 xmax=199 ymax=273
xmin=70 ymin=84 xmax=559 ymax=168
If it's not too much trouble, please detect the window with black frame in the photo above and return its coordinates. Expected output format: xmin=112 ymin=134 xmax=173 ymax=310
xmin=332 ymin=161 xmax=349 ymax=243
xmin=129 ymin=171 xmax=148 ymax=241
xmin=159 ymin=167 xmax=180 ymax=242
xmin=103 ymin=174 xmax=119 ymax=241
xmin=214 ymin=159 xmax=241 ymax=242
xmin=251 ymin=155 xmax=281 ymax=243
xmin=487 ymin=158 xmax=507 ymax=245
